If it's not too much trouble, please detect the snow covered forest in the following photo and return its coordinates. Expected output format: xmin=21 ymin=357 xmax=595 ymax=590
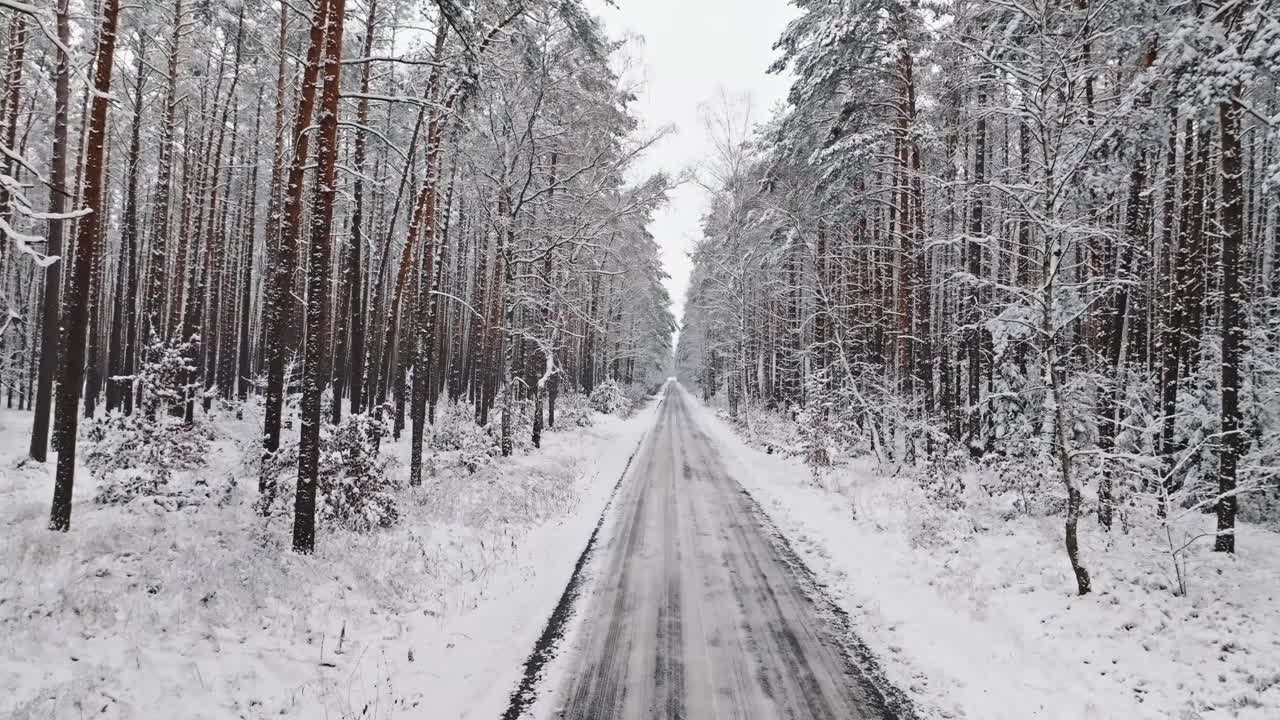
xmin=2 ymin=0 xmax=680 ymax=713
xmin=4 ymin=0 xmax=1280 ymax=716
xmin=0 ymin=0 xmax=673 ymax=545
xmin=679 ymin=0 xmax=1280 ymax=587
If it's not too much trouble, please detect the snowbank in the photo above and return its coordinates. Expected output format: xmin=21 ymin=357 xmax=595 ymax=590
xmin=681 ymin=384 xmax=1280 ymax=720
xmin=0 ymin=398 xmax=657 ymax=719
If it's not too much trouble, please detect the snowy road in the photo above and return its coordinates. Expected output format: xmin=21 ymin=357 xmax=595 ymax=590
xmin=549 ymin=385 xmax=897 ymax=719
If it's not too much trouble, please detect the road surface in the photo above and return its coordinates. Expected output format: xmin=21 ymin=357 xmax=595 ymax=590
xmin=550 ymin=385 xmax=898 ymax=719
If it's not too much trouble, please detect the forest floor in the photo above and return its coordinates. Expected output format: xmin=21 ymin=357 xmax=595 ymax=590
xmin=0 ymin=397 xmax=657 ymax=719
xmin=688 ymin=394 xmax=1280 ymax=720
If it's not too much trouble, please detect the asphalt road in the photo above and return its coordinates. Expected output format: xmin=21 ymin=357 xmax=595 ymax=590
xmin=551 ymin=385 xmax=897 ymax=719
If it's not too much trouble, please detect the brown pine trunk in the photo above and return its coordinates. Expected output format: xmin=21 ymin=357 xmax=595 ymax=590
xmin=371 ymin=26 xmax=449 ymax=420
xmin=30 ymin=0 xmax=71 ymax=462
xmin=893 ymin=46 xmax=914 ymax=397
xmin=967 ymin=82 xmax=987 ymax=457
xmin=50 ymin=0 xmax=122 ymax=531
xmin=334 ymin=0 xmax=378 ymax=423
xmin=0 ymin=16 xmax=26 ymax=221
xmin=294 ymin=0 xmax=347 ymax=554
xmin=107 ymin=42 xmax=147 ymax=414
xmin=408 ymin=93 xmax=451 ymax=485
xmin=1215 ymin=93 xmax=1244 ymax=554
xmin=261 ymin=0 xmax=334 ymax=491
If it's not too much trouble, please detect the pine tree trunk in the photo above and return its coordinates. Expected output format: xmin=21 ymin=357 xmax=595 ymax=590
xmin=402 ymin=27 xmax=453 ymax=485
xmin=295 ymin=0 xmax=347 ymax=554
xmin=107 ymin=44 xmax=147 ymax=414
xmin=333 ymin=0 xmax=378 ymax=423
xmin=966 ymin=82 xmax=987 ymax=457
xmin=30 ymin=0 xmax=70 ymax=463
xmin=1215 ymin=92 xmax=1244 ymax=554
xmin=50 ymin=0 xmax=122 ymax=531
xmin=235 ymin=89 xmax=264 ymax=404
xmin=261 ymin=0 xmax=334 ymax=503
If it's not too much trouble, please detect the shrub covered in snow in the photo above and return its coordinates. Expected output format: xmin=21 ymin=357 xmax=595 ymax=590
xmin=254 ymin=408 xmax=401 ymax=531
xmin=504 ymin=398 xmax=536 ymax=455
xmin=320 ymin=410 xmax=400 ymax=531
xmin=554 ymin=391 xmax=595 ymax=428
xmin=83 ymin=333 xmax=217 ymax=508
xmin=431 ymin=399 xmax=499 ymax=472
xmin=619 ymin=381 xmax=654 ymax=410
xmin=906 ymin=502 xmax=976 ymax=550
xmin=85 ymin=412 xmax=216 ymax=508
xmin=589 ymin=379 xmax=630 ymax=415
xmin=795 ymin=372 xmax=876 ymax=465
xmin=918 ymin=447 xmax=973 ymax=511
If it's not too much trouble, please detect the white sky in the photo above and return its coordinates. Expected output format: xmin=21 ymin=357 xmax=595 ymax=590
xmin=589 ymin=0 xmax=799 ymax=335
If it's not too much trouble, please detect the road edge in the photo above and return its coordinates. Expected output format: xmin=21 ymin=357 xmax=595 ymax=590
xmin=735 ymin=482 xmax=922 ymax=720
xmin=499 ymin=387 xmax=668 ymax=720
xmin=677 ymin=381 xmax=921 ymax=720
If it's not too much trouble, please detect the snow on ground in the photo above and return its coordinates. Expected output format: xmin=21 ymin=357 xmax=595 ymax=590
xmin=682 ymin=386 xmax=1280 ymax=720
xmin=0 ymin=397 xmax=657 ymax=719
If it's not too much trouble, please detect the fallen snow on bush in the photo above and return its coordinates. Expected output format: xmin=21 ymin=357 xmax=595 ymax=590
xmin=686 ymin=389 xmax=1280 ymax=720
xmin=0 ymin=397 xmax=657 ymax=719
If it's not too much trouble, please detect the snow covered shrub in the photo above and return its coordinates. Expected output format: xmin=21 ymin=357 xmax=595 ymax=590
xmin=919 ymin=447 xmax=972 ymax=511
xmin=85 ymin=413 xmax=214 ymax=507
xmin=458 ymin=434 xmax=498 ymax=473
xmin=589 ymin=379 xmax=630 ymax=415
xmin=796 ymin=376 xmax=847 ymax=468
xmin=554 ymin=391 xmax=595 ymax=428
xmin=908 ymin=503 xmax=975 ymax=550
xmin=431 ymin=399 xmax=498 ymax=472
xmin=797 ymin=371 xmax=877 ymax=468
xmin=430 ymin=399 xmax=476 ymax=450
xmin=251 ymin=408 xmax=400 ymax=531
xmin=135 ymin=330 xmax=201 ymax=416
xmin=620 ymin=381 xmax=652 ymax=410
xmin=505 ymin=398 xmax=535 ymax=455
xmin=318 ymin=410 xmax=400 ymax=532
xmin=85 ymin=334 xmax=216 ymax=508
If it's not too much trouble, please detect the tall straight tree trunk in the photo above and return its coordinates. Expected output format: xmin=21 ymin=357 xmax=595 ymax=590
xmin=257 ymin=0 xmax=288 ymax=383
xmin=407 ymin=84 xmax=451 ymax=486
xmin=334 ymin=0 xmax=378 ymax=423
xmin=966 ymin=81 xmax=987 ymax=457
xmin=496 ymin=190 xmax=514 ymax=457
xmin=533 ymin=153 xmax=558 ymax=448
xmin=295 ymin=0 xmax=347 ymax=554
xmin=0 ymin=16 xmax=26 ymax=221
xmin=0 ymin=15 xmax=28 ymax=393
xmin=0 ymin=16 xmax=27 ymax=401
xmin=143 ymin=0 xmax=182 ymax=349
xmin=371 ymin=26 xmax=448 ymax=422
xmin=261 ymin=0 xmax=333 ymax=506
xmin=237 ymin=91 xmax=264 ymax=403
xmin=189 ymin=28 xmax=241 ymax=420
xmin=30 ymin=0 xmax=70 ymax=462
xmin=1215 ymin=92 xmax=1244 ymax=554
xmin=50 ymin=0 xmax=121 ymax=531
xmin=893 ymin=45 xmax=914 ymax=396
xmin=107 ymin=42 xmax=147 ymax=414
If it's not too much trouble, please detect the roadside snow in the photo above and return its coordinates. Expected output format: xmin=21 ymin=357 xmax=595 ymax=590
xmin=682 ymin=385 xmax=1280 ymax=720
xmin=1 ymin=398 xmax=657 ymax=719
